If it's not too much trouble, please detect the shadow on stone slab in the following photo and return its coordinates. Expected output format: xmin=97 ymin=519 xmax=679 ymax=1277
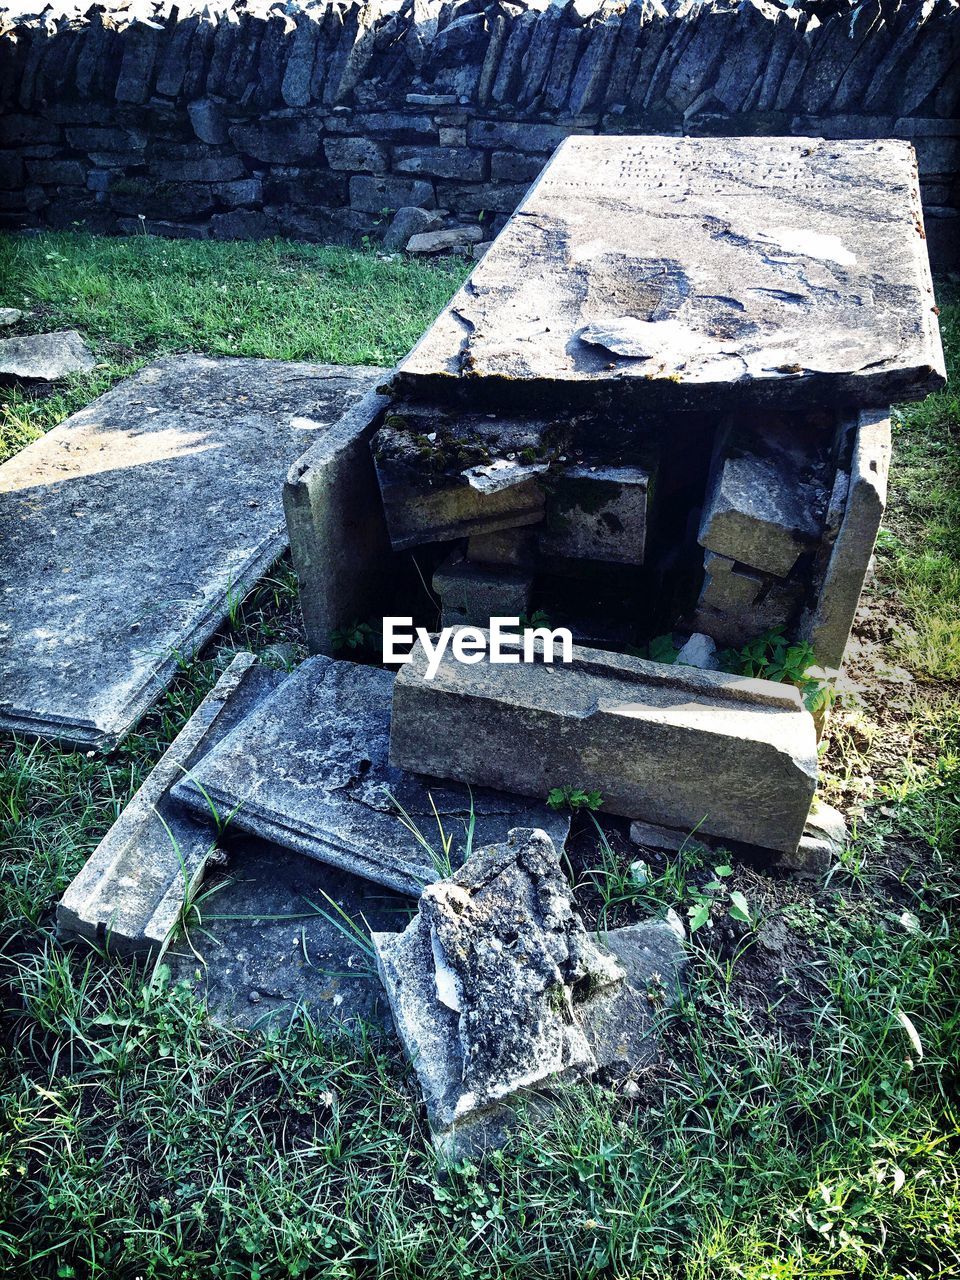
xmin=0 ymin=355 xmax=384 ymax=747
xmin=166 ymin=836 xmax=412 ymax=1033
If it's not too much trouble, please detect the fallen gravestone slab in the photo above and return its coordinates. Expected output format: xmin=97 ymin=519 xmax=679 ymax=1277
xmin=58 ymin=652 xmax=283 ymax=956
xmin=171 ymin=656 xmax=570 ymax=896
xmin=0 ymin=355 xmax=383 ymax=746
xmin=390 ymin=634 xmax=819 ymax=855
xmin=373 ymin=828 xmax=685 ymax=1157
xmin=0 ymin=329 xmax=95 ymax=380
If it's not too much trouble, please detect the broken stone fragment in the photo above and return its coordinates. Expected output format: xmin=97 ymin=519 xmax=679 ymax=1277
xmin=406 ymin=226 xmax=485 ymax=255
xmin=675 ymin=632 xmax=720 ymax=670
xmin=467 ymin=527 xmax=536 ymax=567
xmin=373 ymin=828 xmax=684 ymax=1157
xmin=172 ymin=656 xmax=569 ymax=896
xmin=58 ymin=653 xmax=283 ymax=957
xmin=0 ymin=329 xmax=95 ymax=380
xmin=692 ymin=550 xmax=804 ymax=649
xmin=773 ymin=798 xmax=847 ymax=877
xmin=390 ymin=634 xmax=819 ymax=854
xmin=539 ymin=462 xmax=654 ymax=566
xmin=800 ymin=410 xmax=891 ymax=670
xmin=433 ymin=550 xmax=533 ymax=628
xmin=698 ymin=418 xmax=830 ymax=578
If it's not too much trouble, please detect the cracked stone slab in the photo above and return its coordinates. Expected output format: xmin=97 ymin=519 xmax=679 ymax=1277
xmin=372 ymin=828 xmax=685 ymax=1157
xmin=0 ymin=329 xmax=95 ymax=380
xmin=171 ymin=656 xmax=570 ymax=897
xmin=394 ymin=136 xmax=945 ymax=412
xmin=0 ymin=355 xmax=383 ymax=746
xmin=800 ymin=409 xmax=891 ymax=669
xmin=390 ymin=634 xmax=819 ymax=854
xmin=58 ymin=653 xmax=285 ymax=957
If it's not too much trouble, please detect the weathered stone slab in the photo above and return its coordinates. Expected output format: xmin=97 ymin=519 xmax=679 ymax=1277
xmin=800 ymin=410 xmax=891 ymax=669
xmin=692 ymin=550 xmax=803 ymax=649
xmin=390 ymin=636 xmax=818 ymax=853
xmin=58 ymin=653 xmax=284 ymax=956
xmin=698 ymin=418 xmax=830 ymax=577
xmin=371 ymin=412 xmax=548 ymax=549
xmin=0 ymin=329 xmax=94 ymax=380
xmin=372 ymin=828 xmax=684 ymax=1157
xmin=172 ymin=657 xmax=569 ymax=897
xmin=539 ymin=463 xmax=653 ymax=565
xmin=283 ymin=385 xmax=392 ymax=656
xmin=433 ymin=551 xmax=533 ymax=627
xmin=165 ymin=837 xmax=409 ymax=1032
xmin=395 ymin=136 xmax=945 ymax=411
xmin=0 ymin=356 xmax=382 ymax=746
xmin=467 ymin=527 xmax=536 ymax=567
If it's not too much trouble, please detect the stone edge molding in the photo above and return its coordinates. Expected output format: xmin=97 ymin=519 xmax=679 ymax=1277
xmin=0 ymin=0 xmax=957 ymax=265
xmin=390 ymin=634 xmax=820 ymax=854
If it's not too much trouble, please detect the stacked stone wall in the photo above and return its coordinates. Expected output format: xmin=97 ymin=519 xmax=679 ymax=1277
xmin=1 ymin=0 xmax=957 ymax=264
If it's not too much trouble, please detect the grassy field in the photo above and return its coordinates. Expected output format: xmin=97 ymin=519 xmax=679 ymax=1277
xmin=1 ymin=233 xmax=958 ymax=1280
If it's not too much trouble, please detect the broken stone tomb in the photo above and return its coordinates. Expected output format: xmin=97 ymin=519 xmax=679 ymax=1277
xmin=58 ymin=135 xmax=944 ymax=1156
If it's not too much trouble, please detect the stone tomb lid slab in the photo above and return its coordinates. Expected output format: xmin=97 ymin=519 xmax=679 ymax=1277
xmin=170 ymin=655 xmax=570 ymax=897
xmin=394 ymin=136 xmax=945 ymax=412
xmin=0 ymin=355 xmax=384 ymax=747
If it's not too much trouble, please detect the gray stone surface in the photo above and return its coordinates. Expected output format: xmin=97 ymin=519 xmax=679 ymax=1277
xmin=773 ymin=799 xmax=847 ymax=876
xmin=382 ymin=205 xmax=441 ymax=252
xmin=433 ymin=551 xmax=533 ymax=628
xmin=0 ymin=309 xmax=23 ymax=326
xmin=58 ymin=653 xmax=284 ymax=956
xmin=629 ymin=820 xmax=704 ymax=853
xmin=467 ymin=527 xmax=535 ymax=567
xmin=539 ymin=463 xmax=653 ymax=565
xmin=172 ymin=657 xmax=569 ymax=897
xmin=0 ymin=356 xmax=381 ymax=746
xmin=698 ymin=418 xmax=830 ymax=578
xmin=675 ymin=632 xmax=720 ymax=670
xmin=406 ymin=226 xmax=484 ymax=254
xmin=0 ymin=329 xmax=95 ymax=380
xmin=692 ymin=551 xmax=804 ymax=649
xmin=283 ymin=384 xmax=391 ymax=656
xmin=166 ymin=837 xmax=410 ymax=1031
xmin=800 ymin=410 xmax=891 ymax=669
xmin=373 ymin=829 xmax=684 ymax=1156
xmin=390 ymin=635 xmax=819 ymax=854
xmin=395 ymin=136 xmax=945 ymax=410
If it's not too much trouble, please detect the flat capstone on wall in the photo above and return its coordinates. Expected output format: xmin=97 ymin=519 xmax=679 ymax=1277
xmin=0 ymin=0 xmax=957 ymax=264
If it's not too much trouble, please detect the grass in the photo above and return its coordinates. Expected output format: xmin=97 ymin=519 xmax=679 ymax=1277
xmin=0 ymin=231 xmax=467 ymax=463
xmin=1 ymin=235 xmax=959 ymax=1279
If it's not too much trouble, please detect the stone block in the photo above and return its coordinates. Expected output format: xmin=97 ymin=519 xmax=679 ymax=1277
xmin=393 ymin=145 xmax=486 ymax=180
xmin=188 ymin=98 xmax=228 ymax=145
xmin=692 ymin=551 xmax=803 ymax=650
xmin=433 ymin=551 xmax=533 ymax=627
xmin=229 ymin=117 xmax=320 ymax=164
xmin=490 ymin=150 xmax=545 ymax=183
xmin=323 ymin=136 xmax=389 ymax=173
xmin=349 ymin=173 xmax=436 ymax=213
xmin=539 ymin=463 xmax=653 ymax=566
xmin=467 ymin=528 xmax=536 ymax=567
xmin=698 ymin=418 xmax=830 ymax=578
xmin=25 ymin=159 xmax=87 ymax=186
xmin=373 ymin=829 xmax=684 ymax=1157
xmin=283 ymin=385 xmax=392 ymax=655
xmin=800 ymin=410 xmax=891 ymax=670
xmin=0 ymin=356 xmax=381 ymax=746
xmin=149 ymin=153 xmax=246 ymax=184
xmin=65 ymin=125 xmax=146 ymax=152
xmin=57 ymin=654 xmax=281 ymax=956
xmin=211 ymin=210 xmax=277 ymax=241
xmin=466 ymin=119 xmax=571 ymax=154
xmin=0 ymin=330 xmax=94 ymax=380
xmin=675 ymin=632 xmax=720 ymax=670
xmin=390 ymin=637 xmax=819 ymax=854
xmin=381 ymin=205 xmax=440 ymax=252
xmin=406 ymin=226 xmax=483 ymax=254
xmin=171 ymin=658 xmax=569 ymax=897
xmin=371 ymin=416 xmax=547 ymax=550
xmin=0 ymin=114 xmax=60 ymax=146
xmin=773 ymin=800 xmax=846 ymax=877
xmin=395 ymin=136 xmax=945 ymax=412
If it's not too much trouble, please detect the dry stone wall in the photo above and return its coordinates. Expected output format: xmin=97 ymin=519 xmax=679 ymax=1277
xmin=1 ymin=0 xmax=958 ymax=264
